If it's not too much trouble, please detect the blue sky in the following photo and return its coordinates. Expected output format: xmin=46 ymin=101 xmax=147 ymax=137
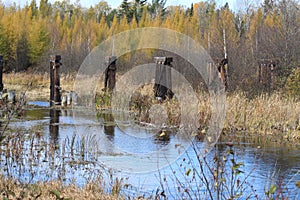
xmin=3 ymin=0 xmax=250 ymax=11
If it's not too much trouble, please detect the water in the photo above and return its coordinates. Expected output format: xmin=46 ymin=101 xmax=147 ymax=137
xmin=1 ymin=101 xmax=300 ymax=199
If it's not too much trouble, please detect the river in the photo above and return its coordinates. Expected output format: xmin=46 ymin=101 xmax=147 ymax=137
xmin=1 ymin=102 xmax=299 ymax=199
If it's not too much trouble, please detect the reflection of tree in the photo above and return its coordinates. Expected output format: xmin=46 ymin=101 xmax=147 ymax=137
xmin=98 ymin=111 xmax=115 ymax=141
xmin=49 ymin=109 xmax=60 ymax=145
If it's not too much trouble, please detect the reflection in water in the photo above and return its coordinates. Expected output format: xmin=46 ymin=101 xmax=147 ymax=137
xmin=49 ymin=109 xmax=59 ymax=144
xmin=96 ymin=110 xmax=115 ymax=142
xmin=102 ymin=111 xmax=115 ymax=140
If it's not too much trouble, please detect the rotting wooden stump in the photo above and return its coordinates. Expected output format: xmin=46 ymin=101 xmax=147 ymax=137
xmin=50 ymin=55 xmax=62 ymax=106
xmin=154 ymin=57 xmax=174 ymax=100
xmin=0 ymin=55 xmax=3 ymax=92
xmin=104 ymin=56 xmax=117 ymax=92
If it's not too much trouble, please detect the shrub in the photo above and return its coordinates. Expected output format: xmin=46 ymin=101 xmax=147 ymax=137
xmin=285 ymin=68 xmax=300 ymax=99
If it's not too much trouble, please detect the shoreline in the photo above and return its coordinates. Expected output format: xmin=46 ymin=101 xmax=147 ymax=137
xmin=2 ymin=72 xmax=300 ymax=145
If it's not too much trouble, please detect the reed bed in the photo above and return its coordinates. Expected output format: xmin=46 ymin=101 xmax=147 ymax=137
xmin=0 ymin=173 xmax=122 ymax=200
xmin=225 ymin=92 xmax=300 ymax=142
xmin=97 ymin=86 xmax=299 ymax=143
xmin=0 ymin=127 xmax=143 ymax=200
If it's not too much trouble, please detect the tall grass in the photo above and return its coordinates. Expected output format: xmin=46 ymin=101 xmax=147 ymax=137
xmin=0 ymin=173 xmax=122 ymax=200
xmin=96 ymin=84 xmax=299 ymax=143
xmin=225 ymin=92 xmax=300 ymax=142
xmin=0 ymin=127 xmax=136 ymax=200
xmin=3 ymin=72 xmax=76 ymax=100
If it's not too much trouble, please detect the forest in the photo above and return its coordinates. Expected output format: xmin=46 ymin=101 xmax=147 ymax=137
xmin=0 ymin=0 xmax=299 ymax=95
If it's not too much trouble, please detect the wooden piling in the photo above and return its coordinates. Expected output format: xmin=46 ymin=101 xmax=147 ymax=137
xmin=257 ymin=59 xmax=278 ymax=91
xmin=0 ymin=55 xmax=3 ymax=92
xmin=104 ymin=56 xmax=117 ymax=92
xmin=154 ymin=57 xmax=174 ymax=100
xmin=50 ymin=55 xmax=62 ymax=106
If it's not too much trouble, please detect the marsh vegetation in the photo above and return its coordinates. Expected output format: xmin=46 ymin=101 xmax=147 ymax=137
xmin=0 ymin=0 xmax=300 ymax=199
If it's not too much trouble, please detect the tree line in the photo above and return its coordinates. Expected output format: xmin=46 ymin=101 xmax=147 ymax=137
xmin=0 ymin=0 xmax=299 ymax=92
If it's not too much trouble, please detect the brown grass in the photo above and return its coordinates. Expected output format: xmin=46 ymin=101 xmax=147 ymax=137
xmin=225 ymin=92 xmax=300 ymax=141
xmin=0 ymin=174 xmax=125 ymax=200
xmin=3 ymin=72 xmax=75 ymax=101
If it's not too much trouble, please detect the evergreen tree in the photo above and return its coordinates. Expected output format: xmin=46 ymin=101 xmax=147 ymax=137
xmin=39 ymin=0 xmax=52 ymax=18
xmin=132 ymin=0 xmax=147 ymax=22
xmin=28 ymin=18 xmax=50 ymax=65
xmin=119 ymin=0 xmax=133 ymax=22
xmin=149 ymin=0 xmax=167 ymax=19
xmin=29 ymin=0 xmax=38 ymax=17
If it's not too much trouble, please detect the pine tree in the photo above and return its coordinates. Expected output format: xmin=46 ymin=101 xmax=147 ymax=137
xmin=119 ymin=0 xmax=133 ymax=22
xmin=29 ymin=0 xmax=38 ymax=18
xmin=109 ymin=14 xmax=119 ymax=36
xmin=149 ymin=0 xmax=167 ymax=19
xmin=139 ymin=8 xmax=150 ymax=27
xmin=39 ymin=0 xmax=52 ymax=18
xmin=28 ymin=18 xmax=50 ymax=65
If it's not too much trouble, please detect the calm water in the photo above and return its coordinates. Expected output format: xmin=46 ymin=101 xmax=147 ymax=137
xmin=1 ymin=102 xmax=299 ymax=199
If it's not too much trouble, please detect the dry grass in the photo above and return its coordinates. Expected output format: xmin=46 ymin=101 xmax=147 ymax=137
xmin=0 ymin=174 xmax=126 ymax=200
xmin=3 ymin=72 xmax=75 ymax=101
xmin=225 ymin=92 xmax=300 ymax=141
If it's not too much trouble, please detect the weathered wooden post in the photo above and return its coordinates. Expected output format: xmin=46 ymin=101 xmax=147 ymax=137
xmin=257 ymin=59 xmax=273 ymax=90
xmin=257 ymin=62 xmax=262 ymax=84
xmin=269 ymin=61 xmax=276 ymax=90
xmin=0 ymin=55 xmax=3 ymax=92
xmin=217 ymin=58 xmax=229 ymax=91
xmin=50 ymin=56 xmax=54 ymax=105
xmin=154 ymin=57 xmax=174 ymax=100
xmin=257 ymin=59 xmax=277 ymax=91
xmin=50 ymin=55 xmax=62 ymax=106
xmin=104 ymin=56 xmax=117 ymax=92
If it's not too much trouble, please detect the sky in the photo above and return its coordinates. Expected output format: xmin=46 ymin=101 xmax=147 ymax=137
xmin=3 ymin=0 xmax=251 ymax=11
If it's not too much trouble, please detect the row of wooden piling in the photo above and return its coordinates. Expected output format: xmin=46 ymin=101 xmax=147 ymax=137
xmin=0 ymin=54 xmax=279 ymax=107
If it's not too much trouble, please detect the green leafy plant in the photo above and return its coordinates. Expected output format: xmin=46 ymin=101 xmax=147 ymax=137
xmin=285 ymin=68 xmax=300 ymax=99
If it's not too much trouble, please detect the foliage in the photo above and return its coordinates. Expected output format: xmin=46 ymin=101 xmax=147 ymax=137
xmin=285 ymin=68 xmax=300 ymax=99
xmin=0 ymin=0 xmax=298 ymax=89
